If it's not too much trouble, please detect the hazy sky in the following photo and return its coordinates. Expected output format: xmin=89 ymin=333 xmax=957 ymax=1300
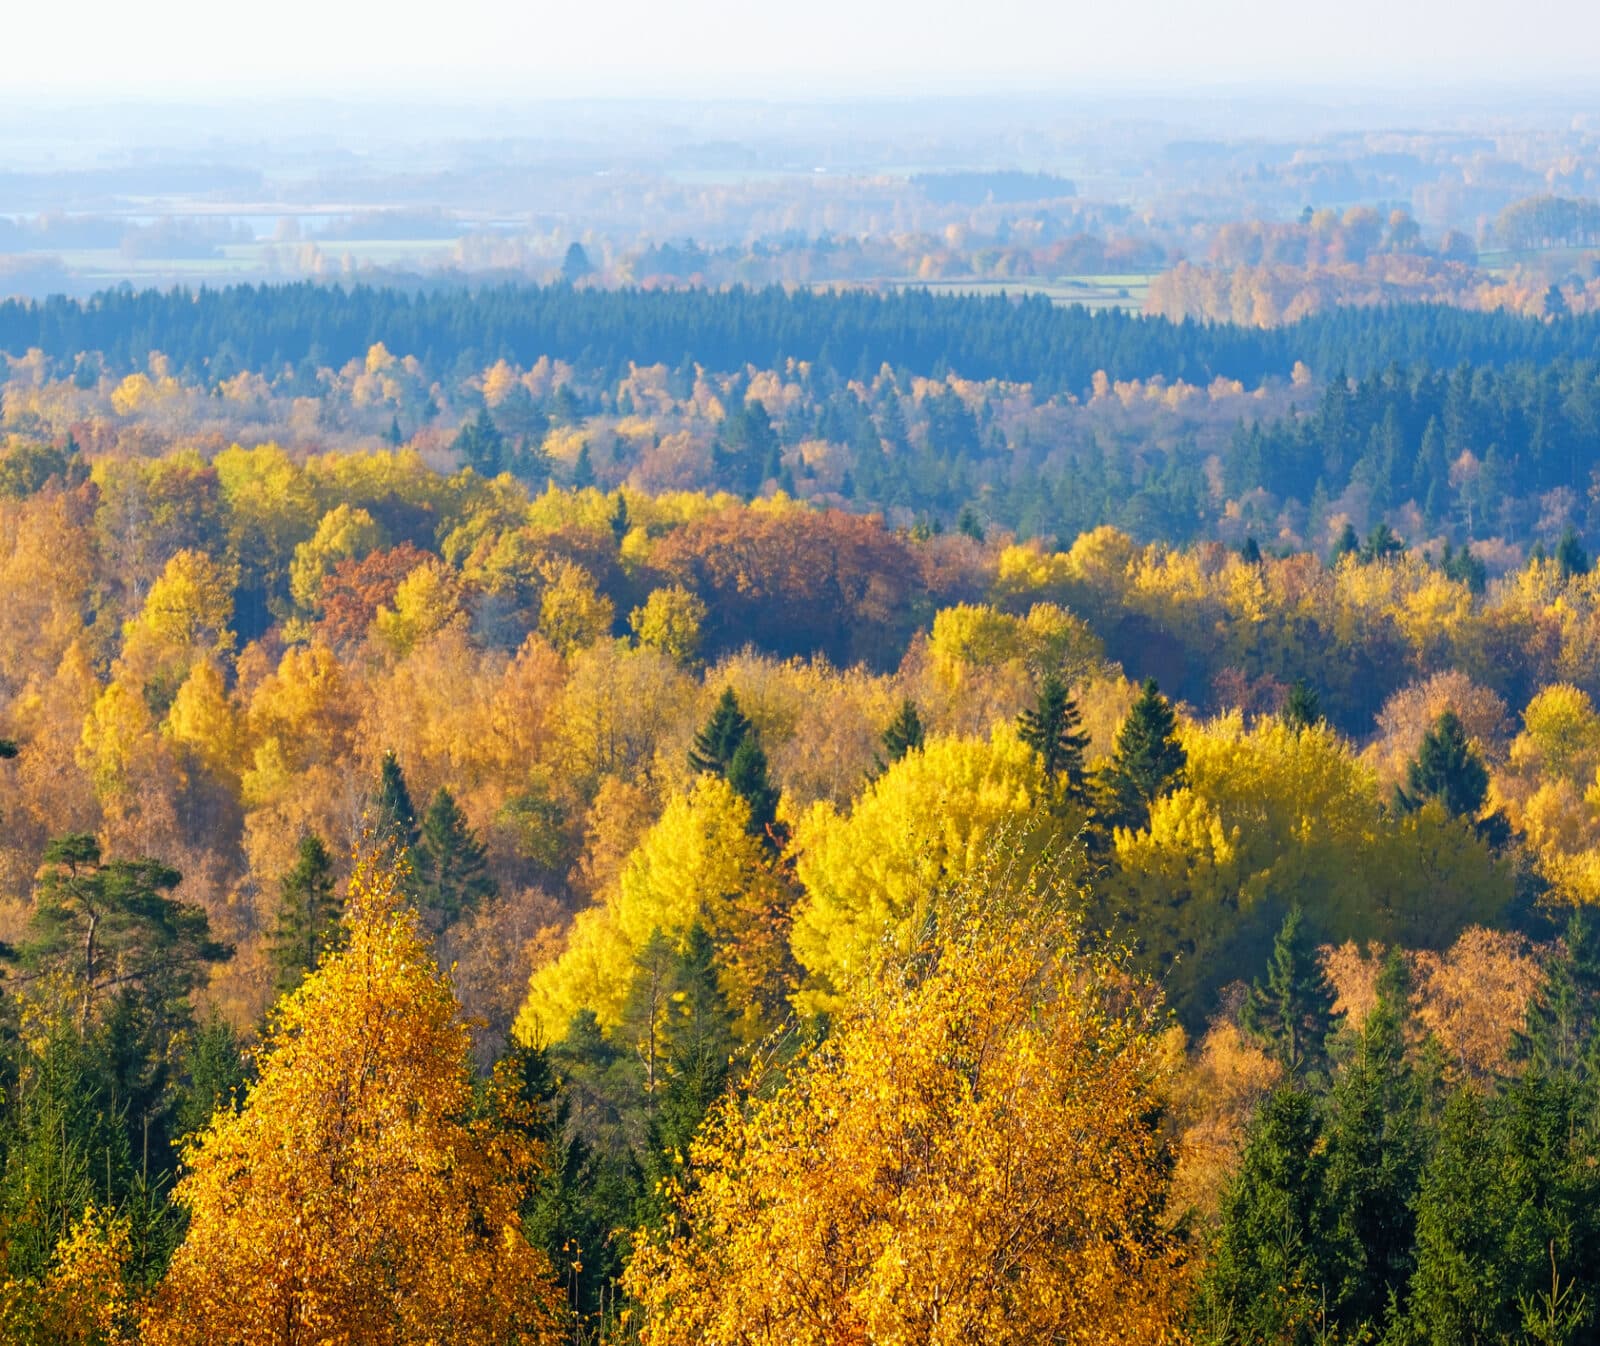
xmin=11 ymin=0 xmax=1600 ymax=98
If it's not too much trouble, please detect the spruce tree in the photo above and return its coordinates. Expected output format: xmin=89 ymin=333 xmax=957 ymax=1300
xmin=873 ymin=698 xmax=925 ymax=776
xmin=1516 ymin=907 xmax=1600 ymax=1077
xmin=1193 ymin=1087 xmax=1338 ymax=1343
xmin=1097 ymin=678 xmax=1186 ymax=829
xmin=725 ymin=739 xmax=780 ymax=848
xmin=1396 ymin=710 xmax=1488 ymax=819
xmin=453 ymin=406 xmax=505 ymax=476
xmin=1239 ymin=905 xmax=1336 ymax=1079
xmin=413 ymin=786 xmax=498 ymax=932
xmin=688 ymin=689 xmax=754 ymax=776
xmin=1017 ymin=673 xmax=1090 ymax=797
xmin=269 ymin=832 xmax=341 ymax=994
xmin=1555 ymin=527 xmax=1589 ymax=580
xmin=373 ymin=749 xmax=419 ymax=855
xmin=639 ymin=925 xmax=737 ymax=1229
xmin=609 ymin=491 xmax=630 ymax=545
xmin=1323 ymin=955 xmax=1424 ymax=1336
xmin=1281 ymin=678 xmax=1322 ymax=733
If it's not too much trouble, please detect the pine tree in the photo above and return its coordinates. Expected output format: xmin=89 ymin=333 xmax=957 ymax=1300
xmin=413 ymin=786 xmax=498 ymax=932
xmin=0 ymin=736 xmax=16 ymax=758
xmin=373 ymin=749 xmax=419 ymax=855
xmin=1396 ymin=710 xmax=1488 ymax=819
xmin=1328 ymin=521 xmax=1360 ymax=565
xmin=572 ymin=443 xmax=594 ymax=489
xmin=269 ymin=832 xmax=341 ymax=994
xmin=688 ymin=689 xmax=754 ymax=777
xmin=956 ymin=504 xmax=985 ymax=543
xmin=1239 ymin=905 xmax=1336 ymax=1079
xmin=873 ymin=698 xmax=925 ymax=777
xmin=1017 ymin=673 xmax=1090 ymax=797
xmin=1281 ymin=678 xmax=1322 ymax=733
xmin=1239 ymin=535 xmax=1262 ymax=565
xmin=609 ymin=491 xmax=631 ymax=545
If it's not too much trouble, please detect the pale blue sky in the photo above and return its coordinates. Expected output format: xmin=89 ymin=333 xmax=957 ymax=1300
xmin=10 ymin=0 xmax=1600 ymax=98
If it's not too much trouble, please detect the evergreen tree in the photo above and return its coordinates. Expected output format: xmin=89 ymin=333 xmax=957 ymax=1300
xmin=1323 ymin=955 xmax=1424 ymax=1336
xmin=1193 ymin=1088 xmax=1338 ymax=1344
xmin=955 ymin=504 xmax=985 ymax=543
xmin=268 ymin=832 xmax=341 ymax=994
xmin=873 ymin=698 xmax=925 ymax=776
xmin=725 ymin=739 xmax=780 ymax=848
xmin=1328 ymin=521 xmax=1360 ymax=565
xmin=413 ymin=786 xmax=498 ymax=932
xmin=609 ymin=491 xmax=630 ymax=545
xmin=1097 ymin=678 xmax=1186 ymax=829
xmin=1239 ymin=535 xmax=1263 ymax=565
xmin=688 ymin=689 xmax=754 ymax=776
xmin=387 ymin=414 xmax=403 ymax=447
xmin=0 ymin=1024 xmax=135 ymax=1280
xmin=172 ymin=1013 xmax=247 ymax=1145
xmin=572 ymin=442 xmax=595 ymax=489
xmin=1238 ymin=905 xmax=1336 ymax=1079
xmin=373 ymin=749 xmax=419 ymax=855
xmin=1281 ymin=678 xmax=1322 ymax=733
xmin=1396 ymin=709 xmax=1488 ymax=819
xmin=1516 ymin=908 xmax=1600 ymax=1077
xmin=562 ymin=242 xmax=594 ymax=283
xmin=0 ymin=736 xmax=16 ymax=758
xmin=453 ymin=406 xmax=505 ymax=476
xmin=638 ymin=925 xmax=736 ymax=1230
xmin=487 ymin=1042 xmax=629 ymax=1329
xmin=1555 ymin=527 xmax=1589 ymax=580
xmin=1016 ymin=673 xmax=1090 ymax=798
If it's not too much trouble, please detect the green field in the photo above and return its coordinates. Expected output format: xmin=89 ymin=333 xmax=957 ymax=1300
xmin=882 ymin=273 xmax=1153 ymax=311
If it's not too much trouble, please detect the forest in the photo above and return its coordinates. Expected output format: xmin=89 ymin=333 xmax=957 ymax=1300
xmin=7 ymin=278 xmax=1600 ymax=1342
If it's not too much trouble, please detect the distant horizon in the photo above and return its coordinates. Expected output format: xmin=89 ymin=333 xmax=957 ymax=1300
xmin=10 ymin=0 xmax=1600 ymax=102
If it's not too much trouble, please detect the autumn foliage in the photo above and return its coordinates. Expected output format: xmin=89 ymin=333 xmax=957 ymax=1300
xmin=142 ymin=852 xmax=564 ymax=1346
xmin=624 ymin=858 xmax=1187 ymax=1345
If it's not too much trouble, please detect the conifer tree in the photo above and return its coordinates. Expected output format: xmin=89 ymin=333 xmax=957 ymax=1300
xmin=1323 ymin=955 xmax=1424 ymax=1335
xmin=688 ymin=690 xmax=753 ymax=777
xmin=1192 ymin=1087 xmax=1339 ymax=1344
xmin=453 ymin=406 xmax=505 ymax=476
xmin=1097 ymin=678 xmax=1186 ymax=830
xmin=413 ymin=786 xmax=498 ymax=933
xmin=1281 ymin=678 xmax=1322 ymax=733
xmin=1239 ymin=905 xmax=1336 ymax=1079
xmin=1017 ymin=673 xmax=1090 ymax=797
xmin=268 ymin=832 xmax=341 ymax=995
xmin=609 ymin=491 xmax=631 ymax=545
xmin=877 ymin=698 xmax=925 ymax=769
xmin=725 ymin=739 xmax=780 ymax=848
xmin=1555 ymin=526 xmax=1589 ymax=580
xmin=1396 ymin=709 xmax=1488 ymax=819
xmin=639 ymin=925 xmax=737 ymax=1229
xmin=572 ymin=443 xmax=595 ymax=489
xmin=373 ymin=749 xmax=419 ymax=855
xmin=1517 ymin=908 xmax=1600 ymax=1078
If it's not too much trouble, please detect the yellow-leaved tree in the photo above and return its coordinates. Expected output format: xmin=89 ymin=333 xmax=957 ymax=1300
xmin=623 ymin=858 xmax=1187 ymax=1345
xmin=788 ymin=727 xmax=1053 ymax=1013
xmin=142 ymin=852 xmax=564 ymax=1346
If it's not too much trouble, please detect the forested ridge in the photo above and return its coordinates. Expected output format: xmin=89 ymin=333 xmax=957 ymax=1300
xmin=7 ymin=281 xmax=1600 ymax=392
xmin=7 ymin=280 xmax=1600 ymax=1341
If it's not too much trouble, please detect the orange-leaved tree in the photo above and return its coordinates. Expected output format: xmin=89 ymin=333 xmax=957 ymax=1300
xmin=623 ymin=851 xmax=1189 ymax=1345
xmin=142 ymin=850 xmax=565 ymax=1346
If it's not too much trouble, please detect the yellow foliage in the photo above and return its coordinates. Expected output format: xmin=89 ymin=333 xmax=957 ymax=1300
xmin=143 ymin=855 xmax=564 ymax=1345
xmin=373 ymin=558 xmax=464 ymax=657
xmin=288 ymin=504 xmax=383 ymax=613
xmin=516 ymin=776 xmax=768 ymax=1041
xmin=537 ymin=559 xmax=614 ymax=656
xmin=630 ymin=584 xmax=708 ymax=665
xmin=624 ymin=890 xmax=1186 ymax=1345
xmin=0 ymin=1205 xmax=134 ymax=1346
xmin=161 ymin=658 xmax=242 ymax=785
xmin=789 ymin=728 xmax=1048 ymax=1011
